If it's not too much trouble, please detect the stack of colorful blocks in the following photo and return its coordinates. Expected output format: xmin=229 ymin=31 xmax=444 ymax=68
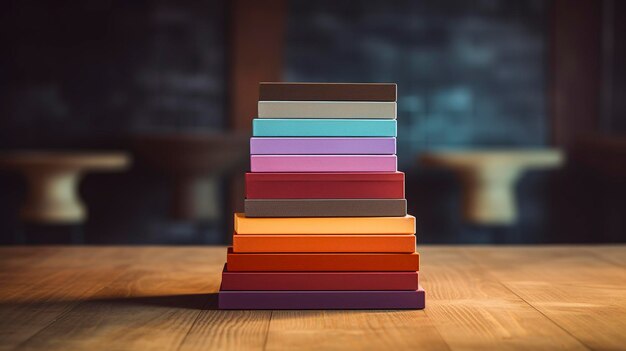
xmin=218 ymin=82 xmax=425 ymax=309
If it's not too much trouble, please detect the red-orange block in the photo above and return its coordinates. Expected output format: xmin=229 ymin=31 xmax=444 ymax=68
xmin=226 ymin=247 xmax=419 ymax=272
xmin=232 ymin=234 xmax=416 ymax=253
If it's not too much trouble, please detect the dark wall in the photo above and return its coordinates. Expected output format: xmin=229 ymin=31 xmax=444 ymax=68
xmin=285 ymin=0 xmax=553 ymax=243
xmin=0 ymin=0 xmax=623 ymax=244
xmin=0 ymin=0 xmax=228 ymax=244
xmin=286 ymin=0 xmax=549 ymax=165
xmin=0 ymin=0 xmax=226 ymax=149
xmin=605 ymin=0 xmax=626 ymax=133
xmin=284 ymin=0 xmax=624 ymax=243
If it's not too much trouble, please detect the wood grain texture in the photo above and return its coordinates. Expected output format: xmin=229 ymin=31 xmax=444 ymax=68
xmin=265 ymin=310 xmax=448 ymax=351
xmin=423 ymin=247 xmax=588 ymax=350
xmin=464 ymin=246 xmax=626 ymax=351
xmin=0 ymin=245 xmax=624 ymax=350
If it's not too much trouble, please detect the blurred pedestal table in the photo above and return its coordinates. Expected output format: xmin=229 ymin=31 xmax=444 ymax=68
xmin=133 ymin=133 xmax=248 ymax=243
xmin=420 ymin=149 xmax=563 ymax=225
xmin=0 ymin=151 xmax=130 ymax=243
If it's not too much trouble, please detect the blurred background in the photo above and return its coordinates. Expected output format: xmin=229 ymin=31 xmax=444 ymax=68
xmin=0 ymin=0 xmax=624 ymax=245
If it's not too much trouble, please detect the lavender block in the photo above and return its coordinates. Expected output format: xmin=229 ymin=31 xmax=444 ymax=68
xmin=250 ymin=137 xmax=396 ymax=155
xmin=218 ymin=287 xmax=425 ymax=310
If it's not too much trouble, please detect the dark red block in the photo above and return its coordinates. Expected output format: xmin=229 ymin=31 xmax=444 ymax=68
xmin=220 ymin=265 xmax=418 ymax=291
xmin=245 ymin=172 xmax=404 ymax=199
xmin=218 ymin=287 xmax=425 ymax=310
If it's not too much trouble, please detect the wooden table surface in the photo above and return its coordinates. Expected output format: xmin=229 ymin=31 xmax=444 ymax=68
xmin=1 ymin=245 xmax=624 ymax=351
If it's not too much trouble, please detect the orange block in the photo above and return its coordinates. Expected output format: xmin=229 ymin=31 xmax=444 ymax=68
xmin=232 ymin=234 xmax=416 ymax=253
xmin=233 ymin=213 xmax=415 ymax=234
xmin=226 ymin=247 xmax=419 ymax=271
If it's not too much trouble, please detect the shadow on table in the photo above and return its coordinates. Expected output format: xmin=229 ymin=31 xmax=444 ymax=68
xmin=0 ymin=293 xmax=220 ymax=311
xmin=91 ymin=293 xmax=220 ymax=310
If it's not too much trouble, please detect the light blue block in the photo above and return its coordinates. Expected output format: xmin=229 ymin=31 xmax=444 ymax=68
xmin=252 ymin=119 xmax=397 ymax=137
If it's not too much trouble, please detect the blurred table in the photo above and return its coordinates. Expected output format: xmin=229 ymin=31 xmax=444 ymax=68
xmin=0 ymin=151 xmax=130 ymax=224
xmin=420 ymin=150 xmax=563 ymax=224
xmin=1 ymin=245 xmax=624 ymax=350
xmin=133 ymin=133 xmax=248 ymax=221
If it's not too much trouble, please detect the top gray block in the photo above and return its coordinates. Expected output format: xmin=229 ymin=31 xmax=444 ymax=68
xmin=259 ymin=82 xmax=397 ymax=102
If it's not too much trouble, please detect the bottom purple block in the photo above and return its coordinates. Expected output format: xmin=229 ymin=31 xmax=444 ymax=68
xmin=218 ymin=286 xmax=425 ymax=310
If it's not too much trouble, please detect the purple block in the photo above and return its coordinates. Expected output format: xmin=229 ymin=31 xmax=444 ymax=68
xmin=250 ymin=155 xmax=397 ymax=172
xmin=218 ymin=286 xmax=425 ymax=310
xmin=250 ymin=137 xmax=396 ymax=155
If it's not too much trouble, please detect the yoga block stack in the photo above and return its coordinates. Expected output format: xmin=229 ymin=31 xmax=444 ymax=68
xmin=218 ymin=82 xmax=425 ymax=310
